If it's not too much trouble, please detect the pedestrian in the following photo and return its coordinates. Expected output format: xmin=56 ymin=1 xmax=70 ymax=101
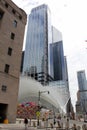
xmin=57 ymin=120 xmax=61 ymax=128
xmin=53 ymin=118 xmax=56 ymax=125
xmin=72 ymin=123 xmax=77 ymax=130
xmin=24 ymin=118 xmax=28 ymax=130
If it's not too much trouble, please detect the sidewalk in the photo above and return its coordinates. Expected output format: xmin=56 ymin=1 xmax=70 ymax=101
xmin=0 ymin=123 xmax=38 ymax=130
xmin=0 ymin=118 xmax=86 ymax=130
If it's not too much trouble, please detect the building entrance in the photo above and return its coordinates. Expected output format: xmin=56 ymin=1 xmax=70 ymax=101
xmin=0 ymin=103 xmax=8 ymax=123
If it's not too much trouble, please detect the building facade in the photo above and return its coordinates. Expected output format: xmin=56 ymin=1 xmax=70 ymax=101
xmin=23 ymin=4 xmax=52 ymax=85
xmin=77 ymin=70 xmax=87 ymax=100
xmin=0 ymin=0 xmax=27 ymax=123
xmin=49 ymin=27 xmax=65 ymax=81
xmin=76 ymin=70 xmax=87 ymax=114
xmin=50 ymin=41 xmax=65 ymax=81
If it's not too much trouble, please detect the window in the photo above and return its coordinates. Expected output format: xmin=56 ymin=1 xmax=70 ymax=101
xmin=13 ymin=20 xmax=17 ymax=27
xmin=0 ymin=9 xmax=4 ymax=20
xmin=12 ymin=9 xmax=16 ymax=14
xmin=5 ymin=3 xmax=8 ymax=8
xmin=4 ymin=64 xmax=10 ymax=73
xmin=1 ymin=85 xmax=7 ymax=92
xmin=19 ymin=15 xmax=22 ymax=20
xmin=11 ymin=32 xmax=15 ymax=40
xmin=8 ymin=47 xmax=12 ymax=56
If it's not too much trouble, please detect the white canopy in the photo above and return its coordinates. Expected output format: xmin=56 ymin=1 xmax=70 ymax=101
xmin=18 ymin=76 xmax=70 ymax=113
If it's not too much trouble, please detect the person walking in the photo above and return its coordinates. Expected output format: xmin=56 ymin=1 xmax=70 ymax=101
xmin=24 ymin=118 xmax=28 ymax=130
xmin=57 ymin=120 xmax=61 ymax=128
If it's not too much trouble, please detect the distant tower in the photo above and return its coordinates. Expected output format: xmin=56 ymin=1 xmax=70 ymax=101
xmin=50 ymin=41 xmax=65 ymax=81
xmin=50 ymin=27 xmax=65 ymax=81
xmin=23 ymin=4 xmax=52 ymax=85
xmin=77 ymin=70 xmax=87 ymax=91
xmin=77 ymin=70 xmax=87 ymax=113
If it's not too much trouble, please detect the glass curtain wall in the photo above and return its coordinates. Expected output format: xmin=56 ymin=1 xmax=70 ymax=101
xmin=23 ymin=4 xmax=52 ymax=84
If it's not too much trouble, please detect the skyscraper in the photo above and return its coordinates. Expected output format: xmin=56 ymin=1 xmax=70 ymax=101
xmin=23 ymin=4 xmax=52 ymax=85
xmin=50 ymin=27 xmax=65 ymax=81
xmin=77 ymin=70 xmax=87 ymax=91
xmin=50 ymin=41 xmax=65 ymax=81
xmin=77 ymin=70 xmax=87 ymax=113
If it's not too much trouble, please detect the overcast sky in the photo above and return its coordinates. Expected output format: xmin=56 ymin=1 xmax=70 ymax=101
xmin=12 ymin=0 xmax=87 ymax=111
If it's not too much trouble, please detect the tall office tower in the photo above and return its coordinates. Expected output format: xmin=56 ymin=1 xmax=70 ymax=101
xmin=50 ymin=41 xmax=65 ymax=81
xmin=0 ymin=0 xmax=27 ymax=123
xmin=50 ymin=27 xmax=65 ymax=81
xmin=23 ymin=4 xmax=52 ymax=85
xmin=77 ymin=70 xmax=87 ymax=113
xmin=77 ymin=70 xmax=87 ymax=91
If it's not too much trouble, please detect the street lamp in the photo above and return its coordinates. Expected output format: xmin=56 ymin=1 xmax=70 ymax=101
xmin=37 ymin=90 xmax=50 ymax=126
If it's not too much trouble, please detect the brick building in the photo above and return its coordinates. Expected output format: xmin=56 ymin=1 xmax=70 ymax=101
xmin=0 ymin=0 xmax=27 ymax=123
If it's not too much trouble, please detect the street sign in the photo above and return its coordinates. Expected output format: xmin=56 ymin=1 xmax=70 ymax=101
xmin=36 ymin=111 xmax=40 ymax=117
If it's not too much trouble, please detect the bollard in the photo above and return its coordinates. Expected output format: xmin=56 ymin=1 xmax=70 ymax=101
xmin=19 ymin=120 xmax=21 ymax=123
xmin=33 ymin=121 xmax=36 ymax=127
xmin=65 ymin=118 xmax=69 ymax=130
xmin=61 ymin=122 xmax=63 ymax=128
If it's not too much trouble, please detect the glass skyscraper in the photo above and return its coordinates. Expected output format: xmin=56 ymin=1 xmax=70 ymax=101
xmin=50 ymin=41 xmax=65 ymax=81
xmin=77 ymin=70 xmax=87 ymax=100
xmin=23 ymin=4 xmax=52 ymax=85
xmin=49 ymin=27 xmax=66 ymax=81
xmin=77 ymin=70 xmax=87 ymax=91
xmin=77 ymin=70 xmax=87 ymax=113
